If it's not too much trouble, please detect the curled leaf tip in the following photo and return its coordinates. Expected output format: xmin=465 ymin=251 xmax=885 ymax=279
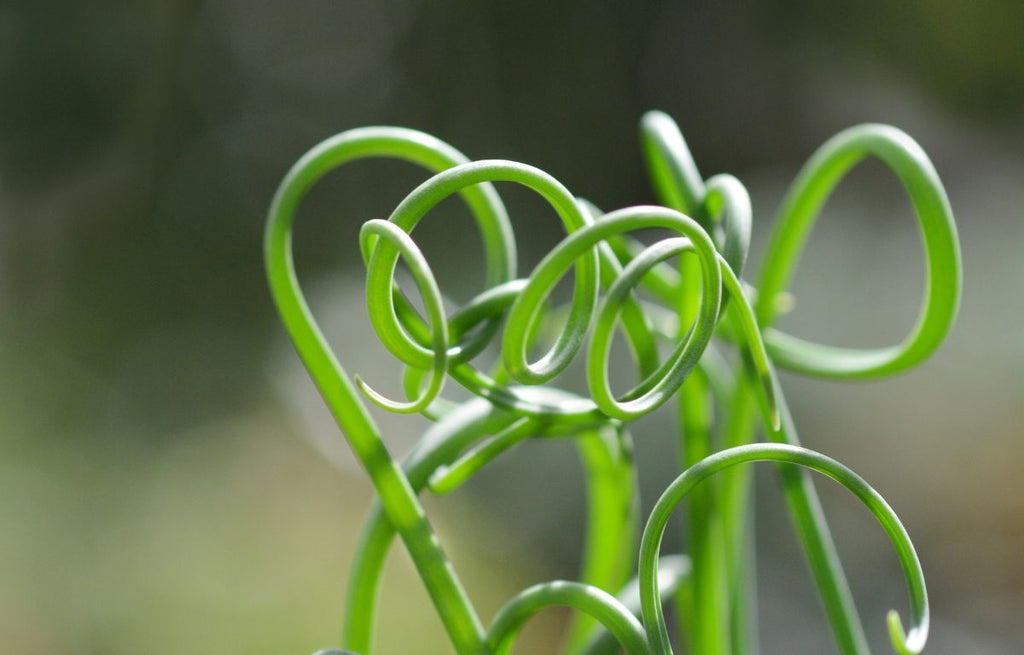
xmin=355 ymin=374 xmax=432 ymax=415
xmin=774 ymin=290 xmax=795 ymax=315
xmin=427 ymin=465 xmax=458 ymax=495
xmin=266 ymin=115 xmax=947 ymax=655
xmin=887 ymin=609 xmax=927 ymax=655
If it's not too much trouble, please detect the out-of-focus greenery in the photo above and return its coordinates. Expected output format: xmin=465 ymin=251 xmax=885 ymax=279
xmin=1 ymin=1 xmax=1021 ymax=653
xmin=0 ymin=401 xmax=558 ymax=654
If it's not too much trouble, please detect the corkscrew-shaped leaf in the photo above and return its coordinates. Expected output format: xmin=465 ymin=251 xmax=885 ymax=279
xmin=638 ymin=444 xmax=929 ymax=655
xmin=268 ymin=113 xmax=957 ymax=655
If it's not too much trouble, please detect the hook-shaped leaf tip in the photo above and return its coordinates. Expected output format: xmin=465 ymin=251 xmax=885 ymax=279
xmin=427 ymin=464 xmax=459 ymax=495
xmin=427 ymin=417 xmax=538 ymax=495
xmin=354 ymin=374 xmax=435 ymax=415
xmin=887 ymin=609 xmax=928 ymax=655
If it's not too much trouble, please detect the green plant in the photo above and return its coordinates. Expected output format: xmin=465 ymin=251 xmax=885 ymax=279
xmin=264 ymin=111 xmax=961 ymax=655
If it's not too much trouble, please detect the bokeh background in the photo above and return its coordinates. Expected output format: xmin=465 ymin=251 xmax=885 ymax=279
xmin=1 ymin=1 xmax=1021 ymax=653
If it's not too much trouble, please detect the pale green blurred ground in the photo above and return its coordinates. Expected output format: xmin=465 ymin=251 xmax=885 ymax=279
xmin=1 ymin=1 xmax=1022 ymax=653
xmin=0 ymin=405 xmax=562 ymax=654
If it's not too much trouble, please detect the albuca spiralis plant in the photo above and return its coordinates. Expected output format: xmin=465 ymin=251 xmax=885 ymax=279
xmin=264 ymin=110 xmax=961 ymax=655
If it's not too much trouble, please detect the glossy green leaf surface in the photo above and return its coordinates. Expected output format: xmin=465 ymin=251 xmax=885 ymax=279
xmin=265 ymin=113 xmax=960 ymax=655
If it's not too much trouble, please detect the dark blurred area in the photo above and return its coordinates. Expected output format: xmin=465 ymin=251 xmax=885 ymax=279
xmin=1 ymin=1 xmax=1021 ymax=653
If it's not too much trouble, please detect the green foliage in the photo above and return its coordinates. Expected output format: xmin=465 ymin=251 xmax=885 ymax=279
xmin=265 ymin=111 xmax=961 ymax=654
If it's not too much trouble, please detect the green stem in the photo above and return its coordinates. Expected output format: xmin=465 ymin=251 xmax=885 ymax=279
xmin=576 ymin=555 xmax=692 ymax=655
xmin=746 ymin=123 xmax=961 ymax=654
xmin=639 ymin=443 xmax=929 ymax=655
xmin=487 ymin=581 xmax=650 ymax=655
xmin=564 ymin=426 xmax=640 ymax=652
xmin=265 ymin=128 xmax=506 ymax=654
xmin=718 ymin=374 xmax=759 ymax=655
xmin=268 ymin=116 xmax=953 ymax=655
xmin=343 ymin=398 xmax=512 ymax=652
xmin=678 ymin=254 xmax=730 ymax=655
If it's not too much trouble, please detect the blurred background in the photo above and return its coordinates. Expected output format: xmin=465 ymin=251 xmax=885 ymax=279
xmin=1 ymin=1 xmax=1021 ymax=653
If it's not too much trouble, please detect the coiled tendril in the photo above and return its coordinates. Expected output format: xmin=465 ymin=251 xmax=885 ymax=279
xmin=264 ymin=111 xmax=960 ymax=655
